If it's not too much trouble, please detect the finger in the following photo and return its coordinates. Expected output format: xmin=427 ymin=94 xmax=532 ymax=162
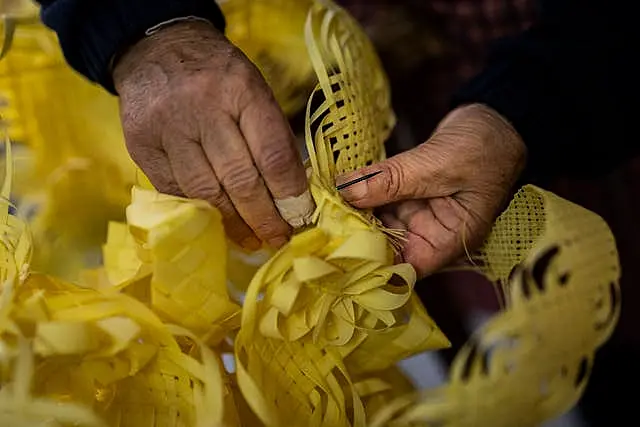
xmin=164 ymin=136 xmax=261 ymax=251
xmin=396 ymin=200 xmax=459 ymax=252
xmin=378 ymin=211 xmax=406 ymax=265
xmin=378 ymin=207 xmax=407 ymax=233
xmin=201 ymin=116 xmax=292 ymax=248
xmin=336 ymin=143 xmax=452 ymax=209
xmin=395 ymin=199 xmax=467 ymax=276
xmin=402 ymin=231 xmax=444 ymax=278
xmin=239 ymin=87 xmax=314 ymax=228
xmin=130 ymin=146 xmax=182 ymax=196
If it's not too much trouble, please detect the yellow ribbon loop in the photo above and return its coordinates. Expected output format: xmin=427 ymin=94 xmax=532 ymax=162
xmin=230 ymin=6 xmax=450 ymax=419
xmin=255 ymin=226 xmax=433 ymax=353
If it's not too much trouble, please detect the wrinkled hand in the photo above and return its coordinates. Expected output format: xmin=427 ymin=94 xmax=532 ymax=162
xmin=337 ymin=104 xmax=527 ymax=277
xmin=113 ymin=21 xmax=313 ymax=250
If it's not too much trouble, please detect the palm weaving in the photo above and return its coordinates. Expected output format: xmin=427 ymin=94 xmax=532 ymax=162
xmin=0 ymin=1 xmax=620 ymax=426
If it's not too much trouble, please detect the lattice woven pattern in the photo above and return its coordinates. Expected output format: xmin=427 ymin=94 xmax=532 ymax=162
xmin=0 ymin=166 xmax=243 ymax=426
xmin=304 ymin=1 xmax=395 ymax=181
xmin=106 ymin=188 xmax=242 ymax=345
xmin=0 ymin=257 xmax=236 ymax=427
xmin=234 ymin=219 xmax=448 ymax=426
xmin=370 ymin=186 xmax=620 ymax=427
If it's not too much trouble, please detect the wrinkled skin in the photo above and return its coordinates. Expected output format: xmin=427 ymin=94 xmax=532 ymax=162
xmin=113 ymin=22 xmax=312 ymax=250
xmin=113 ymin=22 xmax=526 ymax=278
xmin=338 ymin=104 xmax=527 ymax=277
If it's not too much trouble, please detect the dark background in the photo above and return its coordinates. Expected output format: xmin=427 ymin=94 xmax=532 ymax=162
xmin=337 ymin=1 xmax=639 ymax=425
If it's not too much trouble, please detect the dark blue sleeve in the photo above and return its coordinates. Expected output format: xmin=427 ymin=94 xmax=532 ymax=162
xmin=34 ymin=0 xmax=226 ymax=94
xmin=453 ymin=0 xmax=637 ymax=180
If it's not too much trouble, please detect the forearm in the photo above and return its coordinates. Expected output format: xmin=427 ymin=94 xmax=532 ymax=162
xmin=453 ymin=0 xmax=636 ymax=180
xmin=34 ymin=0 xmax=226 ymax=94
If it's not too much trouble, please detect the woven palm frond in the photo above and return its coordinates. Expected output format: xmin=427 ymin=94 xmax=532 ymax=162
xmin=0 ymin=1 xmax=621 ymax=427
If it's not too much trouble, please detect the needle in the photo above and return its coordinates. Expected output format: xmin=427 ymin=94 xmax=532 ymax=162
xmin=336 ymin=170 xmax=382 ymax=191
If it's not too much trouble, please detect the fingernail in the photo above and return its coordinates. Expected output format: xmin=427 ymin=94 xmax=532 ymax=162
xmin=339 ymin=179 xmax=368 ymax=201
xmin=335 ymin=172 xmax=357 ymax=188
xmin=241 ymin=237 xmax=262 ymax=252
xmin=336 ymin=170 xmax=381 ymax=189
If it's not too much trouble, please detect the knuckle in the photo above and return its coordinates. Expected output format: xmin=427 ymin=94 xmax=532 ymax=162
xmin=220 ymin=164 xmax=262 ymax=199
xmin=382 ymin=161 xmax=405 ymax=199
xmin=224 ymin=61 xmax=254 ymax=92
xmin=233 ymin=83 xmax=259 ymax=111
xmin=230 ymin=59 xmax=255 ymax=81
xmin=259 ymin=145 xmax=298 ymax=179
xmin=184 ymin=175 xmax=227 ymax=206
xmin=122 ymin=106 xmax=167 ymax=151
xmin=222 ymin=49 xmax=258 ymax=79
xmin=125 ymin=141 xmax=157 ymax=169
xmin=227 ymin=67 xmax=269 ymax=108
xmin=155 ymin=178 xmax=182 ymax=197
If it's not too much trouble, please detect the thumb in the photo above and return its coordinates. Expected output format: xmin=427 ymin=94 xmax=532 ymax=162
xmin=336 ymin=145 xmax=446 ymax=209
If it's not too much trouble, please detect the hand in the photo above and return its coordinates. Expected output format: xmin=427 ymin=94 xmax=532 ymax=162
xmin=337 ymin=104 xmax=527 ymax=277
xmin=113 ymin=21 xmax=314 ymax=250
